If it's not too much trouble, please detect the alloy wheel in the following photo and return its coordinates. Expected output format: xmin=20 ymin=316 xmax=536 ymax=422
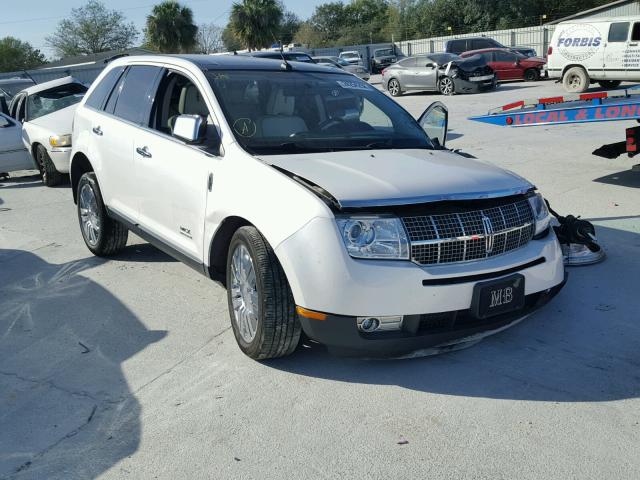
xmin=79 ymin=183 xmax=101 ymax=246
xmin=388 ymin=79 xmax=400 ymax=96
xmin=230 ymin=244 xmax=259 ymax=343
xmin=440 ymin=77 xmax=454 ymax=95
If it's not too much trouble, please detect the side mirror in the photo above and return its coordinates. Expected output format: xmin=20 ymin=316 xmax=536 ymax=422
xmin=426 ymin=62 xmax=437 ymax=69
xmin=173 ymin=114 xmax=207 ymax=144
xmin=418 ymin=101 xmax=448 ymax=149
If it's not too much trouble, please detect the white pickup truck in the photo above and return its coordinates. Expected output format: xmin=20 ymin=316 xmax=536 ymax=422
xmin=69 ymin=55 xmax=566 ymax=359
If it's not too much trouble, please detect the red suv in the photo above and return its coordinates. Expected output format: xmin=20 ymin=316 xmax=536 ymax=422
xmin=460 ymin=48 xmax=546 ymax=82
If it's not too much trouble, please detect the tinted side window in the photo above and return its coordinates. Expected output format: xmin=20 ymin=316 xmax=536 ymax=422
xmin=85 ymin=66 xmax=125 ymax=110
xmin=112 ymin=66 xmax=161 ymax=125
xmin=609 ymin=22 xmax=629 ymax=42
xmin=471 ymin=39 xmax=493 ymax=50
xmin=17 ymin=97 xmax=26 ymax=121
xmin=495 ymin=51 xmax=516 ymax=62
xmin=398 ymin=57 xmax=417 ymax=67
xmin=447 ymin=40 xmax=466 ymax=53
xmin=632 ymin=22 xmax=640 ymax=41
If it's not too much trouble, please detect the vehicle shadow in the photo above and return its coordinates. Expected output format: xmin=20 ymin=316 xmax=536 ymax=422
xmin=0 ymin=174 xmax=42 ymax=189
xmin=112 ymin=242 xmax=178 ymax=263
xmin=0 ymin=249 xmax=166 ymax=478
xmin=265 ymin=224 xmax=640 ymax=403
xmin=593 ymin=169 xmax=640 ymax=188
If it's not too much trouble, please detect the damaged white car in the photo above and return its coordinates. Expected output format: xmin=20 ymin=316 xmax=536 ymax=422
xmin=4 ymin=76 xmax=87 ymax=185
xmin=70 ymin=55 xmax=566 ymax=359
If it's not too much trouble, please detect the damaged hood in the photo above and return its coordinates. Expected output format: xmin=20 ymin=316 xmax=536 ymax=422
xmin=27 ymin=104 xmax=77 ymax=134
xmin=262 ymin=149 xmax=533 ymax=208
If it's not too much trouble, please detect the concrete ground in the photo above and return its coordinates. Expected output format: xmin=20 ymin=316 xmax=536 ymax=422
xmin=1 ymin=76 xmax=639 ymax=480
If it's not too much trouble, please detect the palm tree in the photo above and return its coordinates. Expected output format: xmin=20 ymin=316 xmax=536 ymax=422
xmin=145 ymin=1 xmax=198 ymax=53
xmin=230 ymin=0 xmax=283 ymax=51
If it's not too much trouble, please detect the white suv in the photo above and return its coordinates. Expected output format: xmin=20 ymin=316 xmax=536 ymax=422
xmin=70 ymin=55 xmax=566 ymax=359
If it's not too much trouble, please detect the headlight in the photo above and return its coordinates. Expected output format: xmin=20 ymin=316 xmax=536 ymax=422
xmin=49 ymin=134 xmax=72 ymax=147
xmin=528 ymin=192 xmax=551 ymax=236
xmin=336 ymin=216 xmax=409 ymax=260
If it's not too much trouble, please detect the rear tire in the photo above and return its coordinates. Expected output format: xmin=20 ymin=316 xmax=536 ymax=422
xmin=598 ymin=80 xmax=621 ymax=89
xmin=523 ymin=68 xmax=540 ymax=82
xmin=387 ymin=78 xmax=402 ymax=97
xmin=226 ymin=226 xmax=301 ymax=360
xmin=563 ymin=66 xmax=589 ymax=93
xmin=36 ymin=145 xmax=65 ymax=187
xmin=77 ymin=172 xmax=128 ymax=256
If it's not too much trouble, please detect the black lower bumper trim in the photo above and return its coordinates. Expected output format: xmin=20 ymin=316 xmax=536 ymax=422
xmin=299 ymin=274 xmax=567 ymax=357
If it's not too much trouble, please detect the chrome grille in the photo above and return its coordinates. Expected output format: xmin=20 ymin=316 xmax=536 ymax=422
xmin=402 ymin=199 xmax=535 ymax=266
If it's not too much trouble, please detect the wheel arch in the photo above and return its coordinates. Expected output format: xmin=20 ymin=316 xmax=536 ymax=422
xmin=70 ymin=152 xmax=94 ymax=203
xmin=207 ymin=216 xmax=253 ymax=287
xmin=29 ymin=142 xmax=43 ymax=170
xmin=561 ymin=63 xmax=588 ymax=79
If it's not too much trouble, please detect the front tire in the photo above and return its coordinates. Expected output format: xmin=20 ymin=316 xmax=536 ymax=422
xmin=387 ymin=78 xmax=402 ymax=97
xmin=563 ymin=66 xmax=589 ymax=93
xmin=439 ymin=76 xmax=455 ymax=95
xmin=226 ymin=226 xmax=301 ymax=360
xmin=77 ymin=172 xmax=128 ymax=256
xmin=36 ymin=145 xmax=64 ymax=187
xmin=598 ymin=80 xmax=621 ymax=89
xmin=523 ymin=68 xmax=540 ymax=82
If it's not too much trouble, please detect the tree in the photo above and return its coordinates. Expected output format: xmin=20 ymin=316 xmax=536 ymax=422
xmin=145 ymin=1 xmax=198 ymax=53
xmin=46 ymin=1 xmax=138 ymax=58
xmin=230 ymin=0 xmax=283 ymax=50
xmin=196 ymin=23 xmax=224 ymax=53
xmin=222 ymin=25 xmax=244 ymax=51
xmin=0 ymin=37 xmax=46 ymax=73
xmin=278 ymin=10 xmax=302 ymax=45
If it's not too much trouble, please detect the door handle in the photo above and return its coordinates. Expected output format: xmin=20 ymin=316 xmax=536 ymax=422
xmin=207 ymin=173 xmax=213 ymax=192
xmin=136 ymin=146 xmax=152 ymax=158
xmin=92 ymin=126 xmax=103 ymax=136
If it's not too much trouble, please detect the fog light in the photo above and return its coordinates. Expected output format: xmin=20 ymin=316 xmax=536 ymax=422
xmin=357 ymin=315 xmax=403 ymax=332
xmin=358 ymin=317 xmax=380 ymax=332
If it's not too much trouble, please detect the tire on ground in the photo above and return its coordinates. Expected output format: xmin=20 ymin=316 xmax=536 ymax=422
xmin=36 ymin=145 xmax=65 ymax=187
xmin=598 ymin=80 xmax=621 ymax=89
xmin=563 ymin=66 xmax=589 ymax=93
xmin=77 ymin=172 xmax=128 ymax=256
xmin=226 ymin=226 xmax=301 ymax=360
xmin=387 ymin=78 xmax=402 ymax=97
xmin=524 ymin=68 xmax=540 ymax=82
xmin=439 ymin=76 xmax=455 ymax=95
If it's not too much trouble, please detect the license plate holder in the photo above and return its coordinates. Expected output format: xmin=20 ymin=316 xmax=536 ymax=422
xmin=471 ymin=274 xmax=525 ymax=319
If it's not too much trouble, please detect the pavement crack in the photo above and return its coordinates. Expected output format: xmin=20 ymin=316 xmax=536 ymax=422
xmin=133 ymin=326 xmax=231 ymax=395
xmin=0 ymin=370 xmax=124 ymax=405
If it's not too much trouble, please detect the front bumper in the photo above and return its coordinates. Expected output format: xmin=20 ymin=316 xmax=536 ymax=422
xmin=453 ymin=76 xmax=497 ymax=94
xmin=300 ymin=274 xmax=566 ymax=357
xmin=48 ymin=147 xmax=71 ymax=173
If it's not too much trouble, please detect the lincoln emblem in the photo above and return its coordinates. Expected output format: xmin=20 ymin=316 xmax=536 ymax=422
xmin=482 ymin=214 xmax=494 ymax=254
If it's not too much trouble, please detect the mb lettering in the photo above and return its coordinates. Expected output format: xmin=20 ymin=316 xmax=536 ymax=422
xmin=558 ymin=37 xmax=601 ymax=48
xmin=490 ymin=287 xmax=513 ymax=308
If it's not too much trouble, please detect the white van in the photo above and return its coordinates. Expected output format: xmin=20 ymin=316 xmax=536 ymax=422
xmin=548 ymin=16 xmax=640 ymax=92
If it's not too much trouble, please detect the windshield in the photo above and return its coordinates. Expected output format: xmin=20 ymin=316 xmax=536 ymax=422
xmin=341 ymin=52 xmax=359 ymax=59
xmin=27 ymin=83 xmax=87 ymax=121
xmin=207 ymin=70 xmax=432 ymax=155
xmin=375 ymin=49 xmax=394 ymax=57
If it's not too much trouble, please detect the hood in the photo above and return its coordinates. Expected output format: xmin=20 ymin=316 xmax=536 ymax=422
xmin=262 ymin=149 xmax=533 ymax=208
xmin=27 ymin=104 xmax=78 ymax=133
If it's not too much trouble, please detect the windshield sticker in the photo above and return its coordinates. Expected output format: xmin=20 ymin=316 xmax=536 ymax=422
xmin=336 ymin=79 xmax=370 ymax=91
xmin=233 ymin=118 xmax=256 ymax=137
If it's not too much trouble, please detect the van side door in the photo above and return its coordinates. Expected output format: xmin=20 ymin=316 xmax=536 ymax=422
xmin=0 ymin=113 xmax=32 ymax=172
xmin=604 ymin=21 xmax=630 ymax=80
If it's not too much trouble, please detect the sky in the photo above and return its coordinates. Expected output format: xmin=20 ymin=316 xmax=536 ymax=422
xmin=0 ymin=0 xmax=324 ymax=58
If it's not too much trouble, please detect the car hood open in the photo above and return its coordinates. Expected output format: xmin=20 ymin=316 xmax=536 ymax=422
xmin=262 ymin=149 xmax=534 ymax=208
xmin=27 ymin=104 xmax=78 ymax=133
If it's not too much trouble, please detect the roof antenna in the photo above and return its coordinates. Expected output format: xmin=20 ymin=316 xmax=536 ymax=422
xmin=275 ymin=37 xmax=292 ymax=70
